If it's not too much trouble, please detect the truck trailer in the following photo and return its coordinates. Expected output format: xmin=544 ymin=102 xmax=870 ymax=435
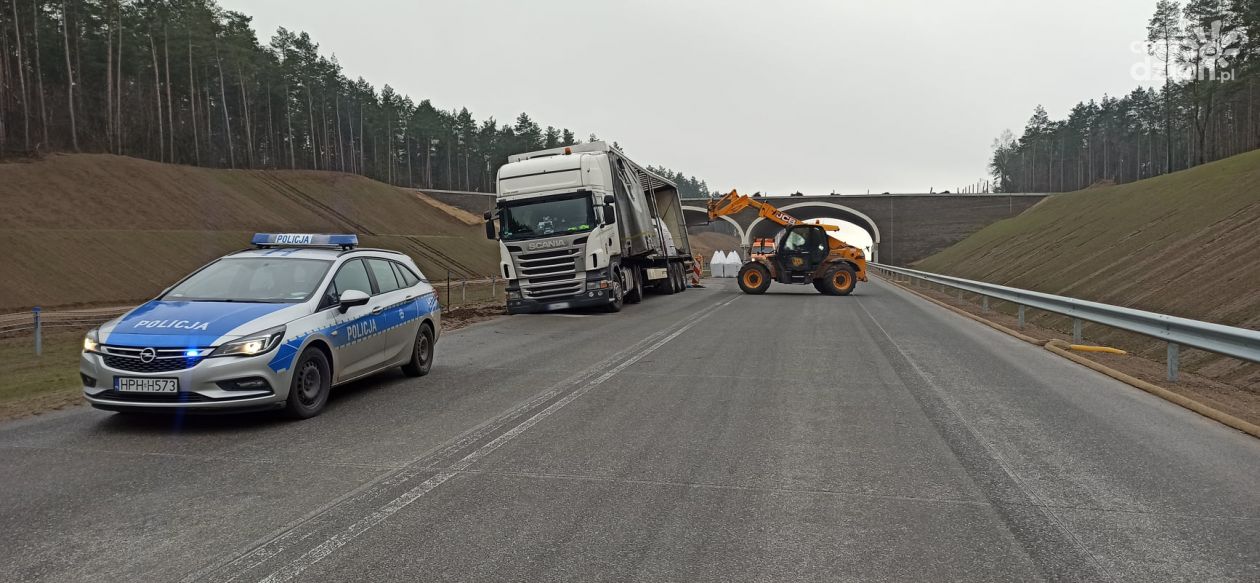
xmin=484 ymin=142 xmax=693 ymax=314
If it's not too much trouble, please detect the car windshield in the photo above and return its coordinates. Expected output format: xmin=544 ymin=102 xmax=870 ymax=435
xmin=162 ymin=258 xmax=333 ymax=303
xmin=500 ymin=193 xmax=596 ymax=241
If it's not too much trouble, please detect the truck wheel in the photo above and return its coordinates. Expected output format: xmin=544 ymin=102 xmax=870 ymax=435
xmin=661 ymin=266 xmax=677 ymax=295
xmin=284 ymin=347 xmax=331 ymax=419
xmin=401 ymin=323 xmax=435 ymax=377
xmin=812 ymin=278 xmax=830 ymax=294
xmin=604 ymin=272 xmax=624 ymax=313
xmin=674 ymin=264 xmax=686 ymax=293
xmin=822 ymin=264 xmax=857 ymax=296
xmin=737 ymin=263 xmax=772 ymax=295
xmin=626 ymin=268 xmax=643 ymax=304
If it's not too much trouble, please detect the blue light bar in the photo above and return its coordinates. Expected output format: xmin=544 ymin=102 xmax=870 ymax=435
xmin=251 ymin=233 xmax=359 ymax=249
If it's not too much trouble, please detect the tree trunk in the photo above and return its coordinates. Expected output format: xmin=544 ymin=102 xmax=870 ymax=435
xmin=33 ymin=0 xmax=48 ymax=147
xmin=149 ymin=33 xmax=164 ymax=161
xmin=358 ymin=101 xmax=364 ymax=175
xmin=285 ymin=84 xmax=295 ymax=168
xmin=61 ymin=0 xmax=77 ymax=151
xmin=320 ymin=89 xmax=329 ymax=169
xmin=114 ymin=4 xmax=122 ymax=153
xmin=266 ymin=82 xmax=275 ymax=167
xmin=334 ymin=91 xmax=344 ymax=171
xmin=236 ymin=63 xmax=254 ymax=167
xmin=105 ymin=5 xmax=113 ymax=152
xmin=215 ymin=44 xmax=234 ymax=168
xmin=164 ymin=26 xmax=174 ymax=162
xmin=12 ymin=0 xmax=31 ymax=150
xmin=305 ymin=82 xmax=316 ymax=169
xmin=188 ymin=29 xmax=199 ymax=165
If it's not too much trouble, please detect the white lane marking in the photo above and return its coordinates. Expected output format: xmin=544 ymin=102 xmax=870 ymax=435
xmin=191 ymin=298 xmax=736 ymax=583
xmin=257 ymin=296 xmax=739 ymax=583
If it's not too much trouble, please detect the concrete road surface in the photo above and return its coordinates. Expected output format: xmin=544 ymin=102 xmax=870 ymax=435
xmin=2 ymin=278 xmax=1258 ymax=582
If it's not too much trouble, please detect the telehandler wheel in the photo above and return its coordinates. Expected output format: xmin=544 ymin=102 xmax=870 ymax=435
xmin=821 ymin=263 xmax=857 ymax=296
xmin=737 ymin=263 xmax=772 ymax=295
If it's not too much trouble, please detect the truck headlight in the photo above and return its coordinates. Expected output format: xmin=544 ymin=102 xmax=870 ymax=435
xmin=209 ymin=326 xmax=285 ymax=358
xmin=507 ymin=291 xmax=522 ymax=300
xmin=83 ymin=328 xmax=101 ymax=353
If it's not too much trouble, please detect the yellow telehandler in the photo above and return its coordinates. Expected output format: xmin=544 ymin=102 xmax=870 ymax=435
xmin=708 ymin=190 xmax=868 ymax=295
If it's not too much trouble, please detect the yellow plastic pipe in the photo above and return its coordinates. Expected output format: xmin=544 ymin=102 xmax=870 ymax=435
xmin=1068 ymin=344 xmax=1128 ymax=355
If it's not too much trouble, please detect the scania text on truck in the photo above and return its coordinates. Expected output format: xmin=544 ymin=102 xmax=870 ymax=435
xmin=484 ymin=142 xmax=693 ymax=314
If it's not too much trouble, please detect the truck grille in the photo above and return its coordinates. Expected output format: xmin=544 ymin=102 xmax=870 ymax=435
xmin=517 ymin=248 xmax=582 ymax=300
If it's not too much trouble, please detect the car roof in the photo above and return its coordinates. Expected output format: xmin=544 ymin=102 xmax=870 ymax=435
xmin=228 ymin=247 xmax=410 ymax=261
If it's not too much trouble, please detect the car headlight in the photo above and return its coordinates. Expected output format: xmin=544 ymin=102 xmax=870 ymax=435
xmin=83 ymin=328 xmax=101 ymax=353
xmin=208 ymin=326 xmax=286 ymax=358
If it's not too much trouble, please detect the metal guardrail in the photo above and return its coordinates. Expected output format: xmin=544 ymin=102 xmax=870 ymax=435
xmin=871 ymin=263 xmax=1260 ymax=382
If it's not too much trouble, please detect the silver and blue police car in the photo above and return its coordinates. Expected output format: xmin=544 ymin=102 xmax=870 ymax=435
xmin=80 ymin=234 xmax=441 ymax=418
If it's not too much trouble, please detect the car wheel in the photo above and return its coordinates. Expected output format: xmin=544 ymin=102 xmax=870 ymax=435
xmin=284 ymin=347 xmax=331 ymax=419
xmin=402 ymin=324 xmax=435 ymax=377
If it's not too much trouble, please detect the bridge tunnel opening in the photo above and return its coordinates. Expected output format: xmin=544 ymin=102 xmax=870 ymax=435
xmin=746 ymin=202 xmax=881 ymax=263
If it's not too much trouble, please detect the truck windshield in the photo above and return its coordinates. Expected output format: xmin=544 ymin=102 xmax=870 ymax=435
xmin=162 ymin=258 xmax=333 ymax=303
xmin=499 ymin=193 xmax=596 ymax=241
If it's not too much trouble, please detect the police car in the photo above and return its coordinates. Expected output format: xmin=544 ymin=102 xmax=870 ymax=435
xmin=80 ymin=234 xmax=441 ymax=418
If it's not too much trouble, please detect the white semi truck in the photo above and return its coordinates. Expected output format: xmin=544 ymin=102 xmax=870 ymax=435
xmin=484 ymin=142 xmax=694 ymax=314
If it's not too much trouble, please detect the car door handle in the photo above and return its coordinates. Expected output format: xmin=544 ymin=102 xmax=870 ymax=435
xmin=371 ymin=306 xmax=383 ymax=315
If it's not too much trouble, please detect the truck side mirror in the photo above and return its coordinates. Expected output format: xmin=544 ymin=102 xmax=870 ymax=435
xmin=604 ymin=206 xmax=616 ymax=225
xmin=484 ymin=219 xmax=497 ymax=240
xmin=603 ymin=195 xmax=614 ymax=205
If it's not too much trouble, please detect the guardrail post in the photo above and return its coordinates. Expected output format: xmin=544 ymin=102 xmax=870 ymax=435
xmin=1017 ymin=305 xmax=1025 ymax=329
xmin=461 ymin=279 xmax=467 ymax=303
xmin=491 ymin=275 xmax=497 ymax=298
xmin=957 ymin=288 xmax=963 ymax=301
xmin=446 ymin=270 xmax=451 ymax=306
xmin=1072 ymin=318 xmax=1083 ymax=343
xmin=1167 ymin=343 xmax=1180 ymax=382
xmin=981 ymin=296 xmax=989 ymax=312
xmin=33 ymin=307 xmax=42 ymax=356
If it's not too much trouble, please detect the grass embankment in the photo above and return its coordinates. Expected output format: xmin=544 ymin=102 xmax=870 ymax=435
xmin=0 ymin=153 xmax=499 ymax=311
xmin=915 ymin=149 xmax=1260 ymax=387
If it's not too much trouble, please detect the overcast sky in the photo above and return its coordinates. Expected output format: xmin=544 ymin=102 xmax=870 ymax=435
xmin=220 ymin=0 xmax=1158 ymax=194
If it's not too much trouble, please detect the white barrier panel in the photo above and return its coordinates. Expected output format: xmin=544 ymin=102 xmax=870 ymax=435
xmin=710 ymin=251 xmax=728 ymax=278
xmin=722 ymin=250 xmax=743 ymax=278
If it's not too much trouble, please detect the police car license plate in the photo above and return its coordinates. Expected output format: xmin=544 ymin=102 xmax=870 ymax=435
xmin=115 ymin=377 xmax=179 ymax=393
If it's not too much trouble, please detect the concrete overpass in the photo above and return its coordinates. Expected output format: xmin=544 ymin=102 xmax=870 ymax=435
xmin=682 ymin=193 xmax=1048 ymax=264
xmin=417 ymin=189 xmax=1049 ymax=266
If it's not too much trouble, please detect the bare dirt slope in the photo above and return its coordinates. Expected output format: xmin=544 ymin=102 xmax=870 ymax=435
xmin=688 ymin=231 xmax=741 ymax=259
xmin=915 ymin=149 xmax=1260 ymax=387
xmin=0 ymin=154 xmax=498 ymax=311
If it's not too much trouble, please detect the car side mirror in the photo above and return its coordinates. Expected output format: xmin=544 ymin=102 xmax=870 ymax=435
xmin=338 ymin=289 xmax=370 ymax=313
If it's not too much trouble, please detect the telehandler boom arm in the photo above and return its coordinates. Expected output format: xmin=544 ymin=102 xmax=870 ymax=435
xmin=708 ymin=190 xmax=839 ymax=231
